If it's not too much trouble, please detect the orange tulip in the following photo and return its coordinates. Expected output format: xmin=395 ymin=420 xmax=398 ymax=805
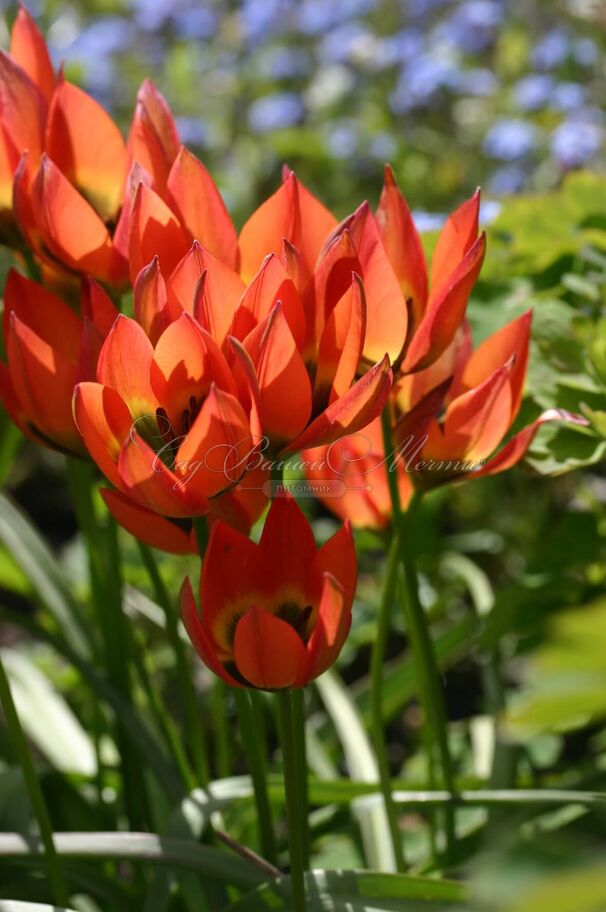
xmin=73 ymin=313 xmax=261 ymax=518
xmin=181 ymin=493 xmax=357 ymax=690
xmin=392 ymin=311 xmax=586 ymax=489
xmin=318 ymin=166 xmax=485 ymax=371
xmin=0 ymin=268 xmax=117 ymax=454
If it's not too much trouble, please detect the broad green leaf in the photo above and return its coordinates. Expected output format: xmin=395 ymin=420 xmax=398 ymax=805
xmin=0 ymin=832 xmax=265 ymax=890
xmin=225 ymin=869 xmax=468 ymax=911
xmin=1 ymin=648 xmax=96 ymax=776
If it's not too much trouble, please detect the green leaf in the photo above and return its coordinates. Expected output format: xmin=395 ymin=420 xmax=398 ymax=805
xmin=224 ymin=869 xmax=468 ymax=911
xmin=0 ymin=493 xmax=89 ymax=657
xmin=505 ymin=864 xmax=606 ymax=912
xmin=0 ymin=832 xmax=266 ymax=890
xmin=0 ymin=904 xmax=79 ymax=912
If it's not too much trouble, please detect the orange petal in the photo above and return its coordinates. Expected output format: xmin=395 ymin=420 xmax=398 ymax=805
xmin=259 ymin=493 xmax=318 ymax=594
xmin=45 ymin=79 xmax=127 ymax=220
xmin=286 ymin=354 xmax=392 ymax=452
xmin=7 ymin=312 xmax=80 ymax=451
xmin=126 ymin=79 xmax=179 ymax=193
xmin=375 ymin=164 xmax=427 ymax=328
xmin=3 ymin=268 xmax=81 ymax=358
xmin=239 ymin=171 xmax=337 ymax=282
xmin=175 ymin=384 xmax=255 ymax=500
xmin=149 ymin=312 xmax=214 ymax=428
xmin=305 ymin=573 xmax=350 ymax=682
xmin=311 ymin=520 xmax=357 ymax=607
xmin=101 ymin=488 xmax=196 ymax=555
xmin=306 ymin=228 xmax=358 ymax=355
xmin=167 ymin=147 xmax=238 ymax=270
xmin=231 ymin=253 xmax=306 ymax=348
xmin=9 ymin=5 xmax=55 ymax=102
xmin=35 ymin=156 xmax=126 ymax=283
xmin=133 ymin=256 xmax=180 ymax=346
xmin=118 ymin=430 xmax=207 ymax=517
xmin=212 ymin=463 xmax=270 ymax=533
xmin=128 ymin=182 xmax=190 ymax=283
xmin=430 ymin=188 xmax=480 ymax=299
xmin=73 ymin=381 xmax=133 ymax=488
xmin=96 ymin=315 xmax=156 ymax=416
xmin=180 ymin=577 xmax=242 ymax=687
xmin=0 ymin=48 xmax=46 ymax=167
xmin=402 ymin=233 xmax=486 ymax=373
xmin=81 ymin=276 xmax=118 ymax=337
xmin=396 ymin=321 xmax=471 ymax=413
xmin=344 ymin=202 xmax=408 ymax=365
xmin=243 ymin=303 xmax=312 ymax=448
xmin=112 ymin=160 xmax=152 ymax=262
xmin=315 ymin=272 xmax=366 ymax=405
xmin=233 ymin=606 xmax=306 ymax=690
xmin=459 ymin=311 xmax=532 ymax=423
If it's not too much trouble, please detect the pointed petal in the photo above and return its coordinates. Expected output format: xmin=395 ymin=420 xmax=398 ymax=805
xmin=311 ymin=520 xmax=357 ymax=607
xmin=234 ymin=606 xmax=307 ymax=690
xmin=239 ymin=171 xmax=337 ymax=281
xmin=167 ymin=147 xmax=238 ymax=269
xmin=45 ymin=79 xmax=127 ymax=220
xmin=97 ymin=315 xmax=156 ymax=416
xmin=287 ymin=354 xmax=392 ymax=452
xmin=9 ymin=5 xmax=55 ymax=102
xmin=430 ymin=188 xmax=480 ymax=298
xmin=73 ymin=381 xmax=132 ymax=487
xmin=231 ymin=253 xmax=305 ymax=347
xmin=176 ymin=384 xmax=255 ymax=499
xmin=128 ymin=182 xmax=190 ymax=282
xmin=403 ymin=233 xmax=486 ymax=373
xmin=473 ymin=409 xmax=588 ymax=478
xmin=181 ymin=577 xmax=242 ymax=687
xmin=126 ymin=78 xmax=179 ymax=192
xmin=133 ymin=256 xmax=177 ymax=345
xmin=101 ymin=488 xmax=196 ymax=555
xmin=244 ymin=303 xmax=312 ymax=447
xmin=315 ymin=272 xmax=366 ymax=405
xmin=375 ymin=164 xmax=428 ymax=327
xmin=305 ymin=573 xmax=350 ymax=682
xmin=307 ymin=228 xmax=358 ymax=354
xmin=3 ymin=268 xmax=81 ymax=357
xmin=112 ymin=160 xmax=152 ymax=261
xmin=259 ymin=493 xmax=318 ymax=595
xmin=0 ymin=48 xmax=46 ymax=165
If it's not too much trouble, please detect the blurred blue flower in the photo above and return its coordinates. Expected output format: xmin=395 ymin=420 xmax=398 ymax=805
xmin=551 ymin=118 xmax=604 ymax=169
xmin=552 ymin=81 xmax=586 ymax=112
xmin=326 ymin=121 xmax=360 ymax=158
xmin=173 ymin=8 xmax=218 ymax=40
xmin=458 ymin=68 xmax=499 ymax=96
xmin=407 ymin=0 xmax=456 ymax=20
xmin=374 ymin=29 xmax=424 ymax=69
xmin=573 ymin=37 xmax=598 ymax=67
xmin=69 ymin=17 xmax=133 ymax=57
xmin=436 ymin=0 xmax=503 ymax=54
xmin=248 ymin=93 xmax=305 ymax=133
xmin=514 ymin=74 xmax=554 ymax=111
xmin=130 ymin=0 xmax=175 ymax=31
xmin=412 ymin=209 xmax=446 ymax=232
xmin=296 ymin=0 xmax=376 ymax=35
xmin=391 ymin=55 xmax=461 ymax=111
xmin=488 ymin=164 xmax=527 ymax=194
xmin=368 ymin=132 xmax=398 ymax=160
xmin=318 ymin=22 xmax=375 ymax=64
xmin=483 ymin=119 xmax=539 ymax=160
xmin=240 ymin=0 xmax=290 ymax=43
xmin=531 ymin=27 xmax=570 ymax=69
xmin=479 ymin=199 xmax=502 ymax=224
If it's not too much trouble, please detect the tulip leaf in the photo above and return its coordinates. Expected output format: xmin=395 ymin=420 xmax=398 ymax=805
xmin=224 ymin=869 xmax=468 ymax=911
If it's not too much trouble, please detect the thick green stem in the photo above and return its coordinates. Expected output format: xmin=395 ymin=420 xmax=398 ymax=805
xmin=369 ymin=535 xmax=406 ymax=872
xmin=277 ymin=690 xmax=307 ymax=912
xmin=234 ymin=689 xmax=277 ymax=864
xmin=380 ymin=409 xmax=457 ymax=863
xmin=290 ymin=687 xmax=310 ymax=869
xmin=138 ymin=540 xmax=209 ymax=785
xmin=211 ymin=679 xmax=231 ymax=779
xmin=0 ymin=654 xmax=68 ymax=906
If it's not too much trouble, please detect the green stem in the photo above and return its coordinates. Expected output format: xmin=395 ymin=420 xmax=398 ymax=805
xmin=290 ymin=687 xmax=310 ymax=869
xmin=138 ymin=541 xmax=209 ymax=785
xmin=277 ymin=690 xmax=307 ymax=912
xmin=0 ymin=654 xmax=68 ymax=906
xmin=211 ymin=679 xmax=231 ymax=779
xmin=234 ymin=689 xmax=277 ymax=864
xmin=369 ymin=535 xmax=406 ymax=872
xmin=380 ymin=409 xmax=457 ymax=863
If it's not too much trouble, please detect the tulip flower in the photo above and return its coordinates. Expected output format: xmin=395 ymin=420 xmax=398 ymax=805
xmin=318 ymin=166 xmax=485 ymax=370
xmin=74 ymin=312 xmax=261 ymax=518
xmin=0 ymin=268 xmax=117 ymax=454
xmin=181 ymin=493 xmax=357 ymax=690
xmin=391 ymin=311 xmax=587 ymax=489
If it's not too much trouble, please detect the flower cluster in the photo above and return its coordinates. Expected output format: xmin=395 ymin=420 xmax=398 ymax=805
xmin=0 ymin=7 xmax=582 ymax=686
